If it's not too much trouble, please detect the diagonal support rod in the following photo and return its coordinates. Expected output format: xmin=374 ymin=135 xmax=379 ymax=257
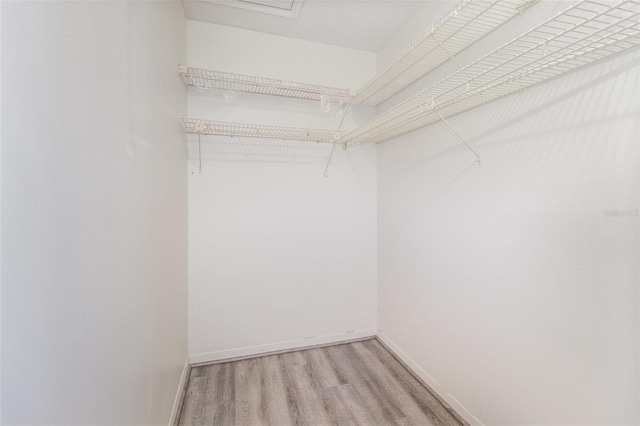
xmin=433 ymin=34 xmax=472 ymax=90
xmin=198 ymin=133 xmax=203 ymax=174
xmin=324 ymin=105 xmax=349 ymax=177
xmin=433 ymin=33 xmax=465 ymax=71
xmin=433 ymin=109 xmax=481 ymax=164
xmin=323 ymin=144 xmax=337 ymax=177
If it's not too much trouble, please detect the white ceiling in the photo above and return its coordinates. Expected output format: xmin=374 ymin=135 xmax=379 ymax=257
xmin=182 ymin=0 xmax=427 ymax=52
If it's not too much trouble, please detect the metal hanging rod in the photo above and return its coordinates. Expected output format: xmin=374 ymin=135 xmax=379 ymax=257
xmin=342 ymin=0 xmax=640 ymax=146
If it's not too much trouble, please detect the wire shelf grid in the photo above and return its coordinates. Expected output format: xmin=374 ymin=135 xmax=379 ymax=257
xmin=343 ymin=0 xmax=640 ymax=146
xmin=181 ymin=118 xmax=343 ymax=143
xmin=180 ymin=67 xmax=353 ymax=104
xmin=352 ymin=0 xmax=533 ymax=106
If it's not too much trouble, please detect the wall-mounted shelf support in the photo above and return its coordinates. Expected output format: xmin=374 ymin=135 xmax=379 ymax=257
xmin=323 ymin=144 xmax=337 ymax=178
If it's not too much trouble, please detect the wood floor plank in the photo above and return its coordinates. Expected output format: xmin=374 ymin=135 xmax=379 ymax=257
xmin=180 ymin=365 xmax=221 ymax=425
xmin=300 ymin=349 xmax=360 ymax=426
xmin=212 ymin=363 xmax=236 ymax=426
xmin=260 ymin=355 xmax=294 ymax=426
xmin=350 ymin=341 xmax=439 ymax=426
xmin=302 ymin=348 xmax=341 ymax=389
xmin=365 ymin=340 xmax=466 ymax=426
xmin=305 ymin=347 xmax=379 ymax=425
xmin=324 ymin=343 xmax=406 ymax=424
xmin=178 ymin=374 xmax=206 ymax=425
xmin=331 ymin=383 xmax=378 ymax=426
xmin=177 ymin=339 xmax=465 ymax=426
xmin=279 ymin=351 xmax=332 ymax=425
xmin=234 ymin=358 xmax=264 ymax=426
xmin=319 ymin=385 xmax=361 ymax=426
xmin=340 ymin=343 xmax=417 ymax=426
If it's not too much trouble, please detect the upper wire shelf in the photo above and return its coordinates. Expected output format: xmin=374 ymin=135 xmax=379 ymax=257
xmin=351 ymin=0 xmax=535 ymax=106
xmin=181 ymin=118 xmax=343 ymax=143
xmin=180 ymin=66 xmax=354 ymax=104
xmin=342 ymin=0 xmax=640 ymax=146
xmin=180 ymin=0 xmax=531 ymax=107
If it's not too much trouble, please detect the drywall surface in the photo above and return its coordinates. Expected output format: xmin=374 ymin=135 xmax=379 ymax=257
xmin=187 ymin=21 xmax=378 ymax=361
xmin=1 ymin=2 xmax=187 ymax=424
xmin=377 ymin=29 xmax=640 ymax=426
xmin=376 ymin=1 xmax=452 ymax=72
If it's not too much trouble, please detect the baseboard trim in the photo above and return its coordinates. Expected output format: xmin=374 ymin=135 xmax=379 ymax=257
xmin=189 ymin=328 xmax=377 ymax=366
xmin=169 ymin=358 xmax=191 ymax=426
xmin=376 ymin=332 xmax=483 ymax=426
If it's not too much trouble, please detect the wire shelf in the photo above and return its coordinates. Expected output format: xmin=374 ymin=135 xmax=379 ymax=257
xmin=178 ymin=1 xmax=529 ymax=107
xmin=352 ymin=0 xmax=533 ymax=106
xmin=181 ymin=118 xmax=343 ymax=143
xmin=343 ymin=0 xmax=640 ymax=146
xmin=180 ymin=66 xmax=354 ymax=104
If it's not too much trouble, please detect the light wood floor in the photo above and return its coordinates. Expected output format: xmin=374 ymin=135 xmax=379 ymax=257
xmin=177 ymin=338 xmax=466 ymax=426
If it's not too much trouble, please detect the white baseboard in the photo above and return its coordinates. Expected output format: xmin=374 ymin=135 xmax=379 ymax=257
xmin=376 ymin=331 xmax=484 ymax=426
xmin=169 ymin=358 xmax=190 ymax=426
xmin=189 ymin=328 xmax=377 ymax=365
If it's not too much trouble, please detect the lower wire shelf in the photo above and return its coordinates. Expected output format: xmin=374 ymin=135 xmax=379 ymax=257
xmin=181 ymin=118 xmax=343 ymax=143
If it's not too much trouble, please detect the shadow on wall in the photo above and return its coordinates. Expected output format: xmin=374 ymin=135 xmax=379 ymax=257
xmin=396 ymin=49 xmax=640 ymax=172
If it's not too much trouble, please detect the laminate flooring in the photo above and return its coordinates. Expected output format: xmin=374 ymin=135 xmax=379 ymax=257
xmin=177 ymin=338 xmax=466 ymax=426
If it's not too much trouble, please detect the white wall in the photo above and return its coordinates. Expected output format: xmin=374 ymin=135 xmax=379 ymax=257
xmin=1 ymin=2 xmax=187 ymax=424
xmin=187 ymin=21 xmax=378 ymax=362
xmin=377 ymin=4 xmax=640 ymax=424
xmin=376 ymin=1 xmax=452 ymax=72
